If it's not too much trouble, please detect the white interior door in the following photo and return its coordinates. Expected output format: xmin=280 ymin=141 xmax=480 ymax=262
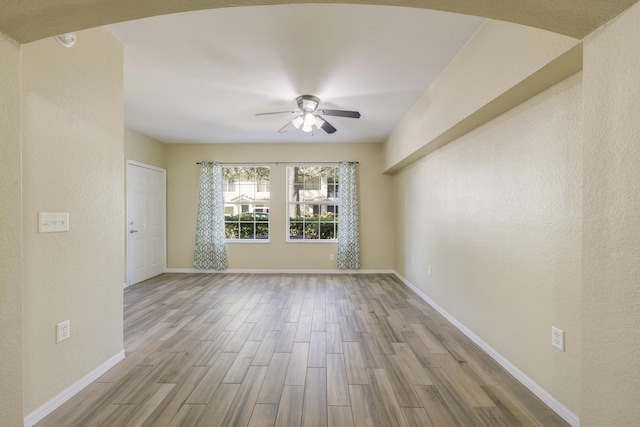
xmin=126 ymin=161 xmax=166 ymax=286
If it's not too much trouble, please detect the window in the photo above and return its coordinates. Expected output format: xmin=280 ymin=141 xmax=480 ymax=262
xmin=223 ymin=166 xmax=270 ymax=240
xmin=287 ymin=165 xmax=338 ymax=241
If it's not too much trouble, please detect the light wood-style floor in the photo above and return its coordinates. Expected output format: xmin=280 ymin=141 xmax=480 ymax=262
xmin=38 ymin=273 xmax=568 ymax=427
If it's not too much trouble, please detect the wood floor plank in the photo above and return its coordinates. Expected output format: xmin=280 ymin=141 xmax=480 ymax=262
xmin=433 ymin=352 xmax=495 ymax=407
xmin=401 ymin=407 xmax=436 ymax=427
xmin=284 ymin=342 xmax=310 ymax=386
xmin=312 ymin=308 xmax=326 ymax=332
xmin=481 ymin=384 xmax=539 ymax=427
xmin=222 ymin=365 xmax=268 ymax=427
xmin=343 ymin=342 xmax=369 ymax=385
xmin=167 ymin=404 xmax=206 ymax=427
xmin=349 ymin=385 xmax=378 ymax=427
xmin=391 ymin=342 xmax=433 ymax=386
xmin=427 ymin=367 xmax=487 ymax=426
xmin=325 ymin=322 xmax=343 ymax=354
xmin=223 ymin=340 xmax=261 ymax=383
xmin=257 ymin=352 xmax=291 ymax=404
xmin=248 ymin=404 xmax=279 ymax=427
xmin=275 ymin=385 xmax=304 ymax=427
xmin=358 ymin=332 xmax=385 ymax=369
xmin=186 ymin=352 xmax=237 ymax=404
xmin=224 ymin=321 xmax=257 ymax=352
xmin=367 ymin=368 xmax=408 ymax=427
xmin=303 ymin=367 xmax=328 ymax=427
xmin=308 ymin=330 xmax=327 ymax=368
xmin=327 ymin=353 xmax=351 ymax=406
xmin=413 ymin=385 xmax=459 ymax=427
xmin=294 ymin=315 xmax=313 ymax=342
xmin=142 ymin=366 xmax=209 ymax=426
xmin=275 ymin=322 xmax=297 ymax=353
xmin=382 ymin=354 xmax=423 ymax=407
xmin=339 ymin=315 xmax=360 ymax=342
xmin=402 ymin=330 xmax=439 ymax=368
xmin=196 ymin=383 xmax=241 ymax=427
xmin=410 ymin=322 xmax=448 ymax=354
xmin=252 ymin=330 xmax=281 ymax=366
xmin=126 ymin=383 xmax=175 ymax=427
xmin=328 ymin=405 xmax=355 ymax=427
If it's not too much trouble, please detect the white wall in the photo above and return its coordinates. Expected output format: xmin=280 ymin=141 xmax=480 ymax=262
xmin=21 ymin=28 xmax=125 ymax=415
xmin=393 ymin=74 xmax=583 ymax=415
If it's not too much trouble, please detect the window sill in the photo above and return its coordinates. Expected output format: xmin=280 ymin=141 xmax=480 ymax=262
xmin=286 ymin=239 xmax=337 ymax=244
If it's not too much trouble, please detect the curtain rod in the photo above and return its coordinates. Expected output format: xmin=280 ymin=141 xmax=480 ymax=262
xmin=195 ymin=161 xmax=358 ymax=165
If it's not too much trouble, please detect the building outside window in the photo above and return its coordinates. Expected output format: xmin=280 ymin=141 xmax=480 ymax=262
xmin=286 ymin=165 xmax=339 ymax=241
xmin=223 ymin=166 xmax=270 ymax=240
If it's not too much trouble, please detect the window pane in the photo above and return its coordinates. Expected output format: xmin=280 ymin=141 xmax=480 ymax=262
xmin=289 ymin=222 xmax=303 ymax=239
xmin=225 ymin=223 xmax=239 ymax=239
xmin=303 ymin=223 xmax=319 ymax=239
xmin=255 ymin=222 xmax=269 ymax=239
xmin=240 ymin=223 xmax=255 ymax=239
xmin=320 ymin=221 xmax=336 ymax=239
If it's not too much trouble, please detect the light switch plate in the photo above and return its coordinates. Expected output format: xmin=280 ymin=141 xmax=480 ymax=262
xmin=39 ymin=213 xmax=70 ymax=233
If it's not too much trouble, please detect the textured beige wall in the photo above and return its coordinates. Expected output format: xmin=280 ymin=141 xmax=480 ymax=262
xmin=0 ymin=32 xmax=24 ymax=426
xmin=166 ymin=143 xmax=393 ymax=270
xmin=124 ymin=127 xmax=167 ymax=169
xmin=383 ymin=20 xmax=579 ymax=172
xmin=582 ymin=2 xmax=640 ymax=424
xmin=394 ymin=74 xmax=583 ymax=414
xmin=21 ymin=28 xmax=125 ymax=414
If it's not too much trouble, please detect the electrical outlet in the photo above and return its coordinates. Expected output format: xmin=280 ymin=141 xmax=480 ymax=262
xmin=56 ymin=320 xmax=70 ymax=343
xmin=428 ymin=265 xmax=432 ymax=275
xmin=412 ymin=256 xmax=415 ymax=265
xmin=329 ymin=254 xmax=335 ymax=261
xmin=551 ymin=326 xmax=564 ymax=351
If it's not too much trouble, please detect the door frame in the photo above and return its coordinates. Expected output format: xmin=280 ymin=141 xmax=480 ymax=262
xmin=125 ymin=160 xmax=167 ymax=288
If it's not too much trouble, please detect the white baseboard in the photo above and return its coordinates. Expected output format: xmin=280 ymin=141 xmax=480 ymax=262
xmin=24 ymin=350 xmax=126 ymax=427
xmin=165 ymin=268 xmax=395 ymax=275
xmin=392 ymin=271 xmax=580 ymax=427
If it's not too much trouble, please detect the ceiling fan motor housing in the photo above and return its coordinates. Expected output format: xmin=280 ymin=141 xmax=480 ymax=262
xmin=297 ymin=95 xmax=320 ymax=112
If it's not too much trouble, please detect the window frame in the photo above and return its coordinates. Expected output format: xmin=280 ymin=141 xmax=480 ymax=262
xmin=286 ymin=164 xmax=339 ymax=243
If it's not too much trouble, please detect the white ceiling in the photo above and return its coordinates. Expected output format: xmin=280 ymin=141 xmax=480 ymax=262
xmin=106 ymin=4 xmax=485 ymax=144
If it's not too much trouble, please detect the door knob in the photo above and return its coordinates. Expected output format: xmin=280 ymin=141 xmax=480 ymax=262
xmin=129 ymin=229 xmax=138 ymax=234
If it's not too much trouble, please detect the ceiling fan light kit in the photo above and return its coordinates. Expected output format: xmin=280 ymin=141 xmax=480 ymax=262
xmin=257 ymin=95 xmax=360 ymax=135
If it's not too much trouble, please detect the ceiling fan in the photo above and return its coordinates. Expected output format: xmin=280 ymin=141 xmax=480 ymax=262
xmin=256 ymin=95 xmax=361 ymax=134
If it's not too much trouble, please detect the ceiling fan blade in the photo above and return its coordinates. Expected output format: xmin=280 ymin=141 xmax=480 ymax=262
xmin=278 ymin=120 xmax=296 ymax=133
xmin=318 ymin=109 xmax=361 ymax=119
xmin=319 ymin=118 xmax=337 ymax=134
xmin=255 ymin=110 xmax=297 ymax=116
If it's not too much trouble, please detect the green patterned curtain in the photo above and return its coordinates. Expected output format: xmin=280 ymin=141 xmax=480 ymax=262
xmin=194 ymin=161 xmax=228 ymax=270
xmin=337 ymin=161 xmax=360 ymax=269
